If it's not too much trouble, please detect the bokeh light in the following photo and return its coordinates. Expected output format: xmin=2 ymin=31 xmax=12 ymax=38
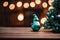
xmin=9 ymin=4 xmax=15 ymax=10
xmin=42 ymin=2 xmax=48 ymax=8
xmin=3 ymin=1 xmax=8 ymax=7
xmin=16 ymin=1 xmax=22 ymax=7
xmin=41 ymin=17 xmax=47 ymax=24
xmin=23 ymin=3 xmax=29 ymax=8
xmin=48 ymin=0 xmax=54 ymax=5
xmin=30 ymin=2 xmax=35 ymax=8
xmin=18 ymin=13 xmax=24 ymax=21
xmin=40 ymin=26 xmax=44 ymax=31
xmin=48 ymin=6 xmax=54 ymax=10
xmin=35 ymin=0 xmax=41 ymax=4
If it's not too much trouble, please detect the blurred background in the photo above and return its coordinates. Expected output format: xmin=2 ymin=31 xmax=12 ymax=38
xmin=0 ymin=0 xmax=54 ymax=27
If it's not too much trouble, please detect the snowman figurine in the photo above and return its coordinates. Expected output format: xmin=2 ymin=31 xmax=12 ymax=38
xmin=31 ymin=14 xmax=40 ymax=32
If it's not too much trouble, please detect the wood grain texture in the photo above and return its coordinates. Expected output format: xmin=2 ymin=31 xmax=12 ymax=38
xmin=0 ymin=27 xmax=60 ymax=38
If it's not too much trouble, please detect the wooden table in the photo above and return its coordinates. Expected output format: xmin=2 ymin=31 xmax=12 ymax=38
xmin=0 ymin=27 xmax=60 ymax=39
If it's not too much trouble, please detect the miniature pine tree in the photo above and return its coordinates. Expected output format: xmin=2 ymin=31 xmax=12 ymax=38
xmin=44 ymin=0 xmax=60 ymax=32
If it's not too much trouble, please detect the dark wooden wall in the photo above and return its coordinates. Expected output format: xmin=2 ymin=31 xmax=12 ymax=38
xmin=0 ymin=0 xmax=48 ymax=27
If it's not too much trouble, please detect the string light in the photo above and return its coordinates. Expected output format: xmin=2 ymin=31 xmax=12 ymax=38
xmin=35 ymin=0 xmax=41 ymax=4
xmin=16 ymin=1 xmax=22 ymax=7
xmin=41 ymin=17 xmax=47 ymax=24
xmin=42 ymin=2 xmax=48 ymax=8
xmin=48 ymin=6 xmax=54 ymax=10
xmin=23 ymin=3 xmax=29 ymax=8
xmin=3 ymin=1 xmax=8 ymax=7
xmin=48 ymin=0 xmax=54 ymax=5
xmin=18 ymin=13 xmax=24 ymax=21
xmin=9 ymin=4 xmax=15 ymax=10
xmin=30 ymin=2 xmax=35 ymax=8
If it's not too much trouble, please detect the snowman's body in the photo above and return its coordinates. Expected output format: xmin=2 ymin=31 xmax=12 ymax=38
xmin=31 ymin=21 xmax=40 ymax=31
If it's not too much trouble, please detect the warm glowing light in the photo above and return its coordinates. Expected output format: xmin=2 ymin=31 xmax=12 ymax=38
xmin=30 ymin=2 xmax=35 ymax=8
xmin=16 ymin=1 xmax=22 ymax=7
xmin=41 ymin=17 xmax=47 ymax=24
xmin=48 ymin=6 xmax=54 ymax=10
xmin=42 ymin=2 xmax=48 ymax=8
xmin=35 ymin=0 xmax=41 ymax=4
xmin=23 ymin=3 xmax=29 ymax=8
xmin=9 ymin=4 xmax=15 ymax=10
xmin=49 ymin=0 xmax=54 ymax=2
xmin=18 ymin=13 xmax=24 ymax=21
xmin=3 ymin=1 xmax=8 ymax=7
xmin=40 ymin=27 xmax=44 ymax=31
xmin=48 ymin=0 xmax=54 ymax=5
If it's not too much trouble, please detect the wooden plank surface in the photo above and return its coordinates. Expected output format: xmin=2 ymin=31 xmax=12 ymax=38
xmin=0 ymin=27 xmax=60 ymax=38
